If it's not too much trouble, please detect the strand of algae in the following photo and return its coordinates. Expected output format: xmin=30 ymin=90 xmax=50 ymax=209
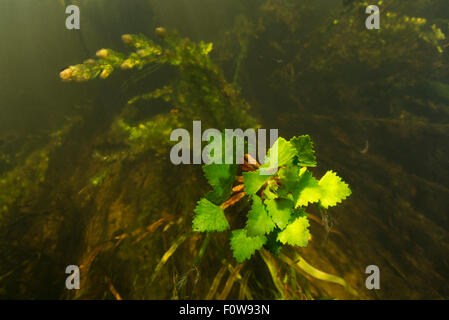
xmin=192 ymin=233 xmax=210 ymax=265
xmin=205 ymin=262 xmax=228 ymax=300
xmin=238 ymin=271 xmax=253 ymax=300
xmin=216 ymin=263 xmax=245 ymax=300
xmin=149 ymin=233 xmax=188 ymax=286
xmin=259 ymin=249 xmax=287 ymax=299
xmin=279 ymin=252 xmax=359 ymax=297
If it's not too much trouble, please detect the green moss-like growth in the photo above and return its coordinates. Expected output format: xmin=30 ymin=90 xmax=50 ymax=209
xmin=61 ymin=29 xmax=257 ymax=134
xmin=0 ymin=118 xmax=80 ymax=222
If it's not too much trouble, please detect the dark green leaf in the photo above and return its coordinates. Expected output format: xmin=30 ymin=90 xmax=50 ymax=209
xmin=246 ymin=196 xmax=275 ymax=237
xmin=290 ymin=135 xmax=317 ymax=167
xmin=265 ymin=198 xmax=294 ymax=229
xmin=230 ymin=229 xmax=267 ymax=263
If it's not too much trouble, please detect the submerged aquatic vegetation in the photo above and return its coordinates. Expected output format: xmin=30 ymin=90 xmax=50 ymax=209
xmin=60 ymin=31 xmax=213 ymax=82
xmin=54 ymin=27 xmax=358 ymax=298
xmin=223 ymin=0 xmax=449 ymax=122
xmin=193 ymin=135 xmax=351 ymax=263
xmin=0 ymin=0 xmax=446 ymax=300
xmin=61 ymin=28 xmax=256 ymax=160
xmin=190 ymin=134 xmax=357 ymax=298
xmin=48 ymin=29 xmax=267 ymax=299
xmin=0 ymin=118 xmax=81 ymax=221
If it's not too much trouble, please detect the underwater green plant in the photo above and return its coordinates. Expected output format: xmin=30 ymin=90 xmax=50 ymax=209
xmin=192 ymin=135 xmax=351 ymax=263
xmin=0 ymin=118 xmax=80 ymax=220
xmin=52 ymin=27 xmax=358 ymax=299
xmin=61 ymin=28 xmax=256 ymax=160
xmin=2 ymin=1 xmax=447 ymax=300
xmin=225 ymin=0 xmax=449 ymax=121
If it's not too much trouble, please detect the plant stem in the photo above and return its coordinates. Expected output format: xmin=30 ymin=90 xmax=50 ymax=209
xmin=220 ymin=192 xmax=246 ymax=210
xmin=192 ymin=233 xmax=210 ymax=265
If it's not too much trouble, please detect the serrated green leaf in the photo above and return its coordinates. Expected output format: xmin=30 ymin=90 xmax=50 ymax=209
xmin=318 ymin=171 xmax=351 ymax=209
xmin=192 ymin=198 xmax=230 ymax=232
xmin=202 ymin=164 xmax=237 ymax=204
xmin=277 ymin=215 xmax=310 ymax=247
xmin=243 ymin=170 xmax=272 ymax=195
xmin=290 ymin=135 xmax=317 ymax=167
xmin=278 ymin=166 xmax=321 ymax=208
xmin=246 ymin=196 xmax=275 ymax=237
xmin=260 ymin=137 xmax=296 ymax=174
xmin=203 ymin=164 xmax=237 ymax=187
xmin=230 ymin=229 xmax=267 ymax=263
xmin=294 ymin=168 xmax=322 ymax=208
xmin=264 ymin=228 xmax=283 ymax=255
xmin=278 ymin=166 xmax=300 ymax=198
xmin=265 ymin=198 xmax=294 ymax=229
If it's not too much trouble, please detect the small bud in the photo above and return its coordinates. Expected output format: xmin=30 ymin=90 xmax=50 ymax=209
xmin=96 ymin=49 xmax=109 ymax=59
xmin=85 ymin=59 xmax=96 ymax=65
xmin=99 ymin=69 xmax=111 ymax=79
xmin=120 ymin=60 xmax=133 ymax=70
xmin=121 ymin=34 xmax=133 ymax=45
xmin=60 ymin=68 xmax=73 ymax=81
xmin=155 ymin=27 xmax=168 ymax=38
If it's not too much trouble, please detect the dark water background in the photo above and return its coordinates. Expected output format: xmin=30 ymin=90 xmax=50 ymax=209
xmin=0 ymin=0 xmax=448 ymax=299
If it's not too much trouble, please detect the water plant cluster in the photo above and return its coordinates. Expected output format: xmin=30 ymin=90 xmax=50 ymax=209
xmin=56 ymin=28 xmax=355 ymax=298
xmin=193 ymin=136 xmax=351 ymax=263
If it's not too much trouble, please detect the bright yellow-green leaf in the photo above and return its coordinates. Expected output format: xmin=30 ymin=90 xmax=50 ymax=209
xmin=318 ymin=171 xmax=351 ymax=209
xmin=265 ymin=198 xmax=294 ymax=229
xmin=246 ymin=196 xmax=275 ymax=237
xmin=193 ymin=198 xmax=230 ymax=232
xmin=230 ymin=229 xmax=267 ymax=263
xmin=243 ymin=170 xmax=272 ymax=195
xmin=278 ymin=167 xmax=321 ymax=208
xmin=277 ymin=215 xmax=310 ymax=247
xmin=294 ymin=168 xmax=322 ymax=208
xmin=260 ymin=137 xmax=296 ymax=173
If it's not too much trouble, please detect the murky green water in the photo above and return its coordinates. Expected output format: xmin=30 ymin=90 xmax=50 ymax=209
xmin=0 ymin=0 xmax=448 ymax=300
